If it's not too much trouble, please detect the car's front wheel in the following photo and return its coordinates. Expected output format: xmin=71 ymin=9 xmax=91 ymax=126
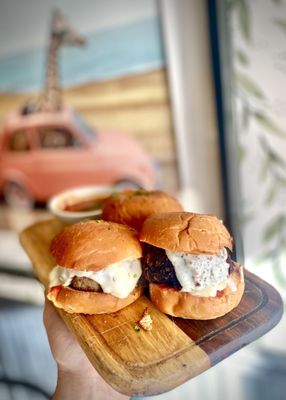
xmin=113 ymin=179 xmax=143 ymax=190
xmin=3 ymin=181 xmax=35 ymax=209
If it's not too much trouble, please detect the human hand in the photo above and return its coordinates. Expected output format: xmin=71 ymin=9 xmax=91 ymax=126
xmin=43 ymin=299 xmax=129 ymax=400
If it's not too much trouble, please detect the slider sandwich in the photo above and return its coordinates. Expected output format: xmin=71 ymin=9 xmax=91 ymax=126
xmin=102 ymin=189 xmax=183 ymax=231
xmin=48 ymin=220 xmax=144 ymax=314
xmin=140 ymin=212 xmax=245 ymax=319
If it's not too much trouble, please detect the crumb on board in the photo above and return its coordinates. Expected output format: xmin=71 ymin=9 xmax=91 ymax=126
xmin=138 ymin=307 xmax=153 ymax=331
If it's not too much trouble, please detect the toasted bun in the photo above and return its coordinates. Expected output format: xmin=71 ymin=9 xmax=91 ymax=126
xmin=149 ymin=264 xmax=244 ymax=319
xmin=47 ymin=285 xmax=144 ymax=314
xmin=140 ymin=212 xmax=233 ymax=254
xmin=50 ymin=220 xmax=142 ymax=271
xmin=102 ymin=190 xmax=183 ymax=231
xmin=149 ymin=264 xmax=244 ymax=320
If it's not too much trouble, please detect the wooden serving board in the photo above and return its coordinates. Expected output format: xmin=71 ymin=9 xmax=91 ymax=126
xmin=20 ymin=219 xmax=283 ymax=397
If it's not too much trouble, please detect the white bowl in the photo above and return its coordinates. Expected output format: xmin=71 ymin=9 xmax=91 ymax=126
xmin=48 ymin=185 xmax=114 ymax=224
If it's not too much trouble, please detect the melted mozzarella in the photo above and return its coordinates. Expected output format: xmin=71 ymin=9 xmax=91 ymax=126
xmin=49 ymin=259 xmax=142 ymax=299
xmin=166 ymin=248 xmax=231 ymax=297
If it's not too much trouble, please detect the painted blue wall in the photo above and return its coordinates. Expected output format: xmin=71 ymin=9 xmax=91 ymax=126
xmin=0 ymin=18 xmax=165 ymax=93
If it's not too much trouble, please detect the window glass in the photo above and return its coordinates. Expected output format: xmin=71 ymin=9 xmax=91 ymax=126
xmin=73 ymin=112 xmax=96 ymax=141
xmin=38 ymin=127 xmax=81 ymax=149
xmin=9 ymin=130 xmax=30 ymax=152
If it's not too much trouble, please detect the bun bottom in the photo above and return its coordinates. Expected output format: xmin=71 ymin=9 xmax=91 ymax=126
xmin=47 ymin=285 xmax=144 ymax=314
xmin=149 ymin=264 xmax=245 ymax=320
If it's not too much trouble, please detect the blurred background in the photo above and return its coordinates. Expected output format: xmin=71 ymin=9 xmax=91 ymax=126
xmin=0 ymin=0 xmax=286 ymax=399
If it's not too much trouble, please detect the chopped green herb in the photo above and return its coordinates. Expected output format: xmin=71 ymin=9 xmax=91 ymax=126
xmin=133 ymin=273 xmax=138 ymax=278
xmin=133 ymin=189 xmax=148 ymax=196
xmin=134 ymin=324 xmax=141 ymax=332
xmin=110 ymin=192 xmax=119 ymax=198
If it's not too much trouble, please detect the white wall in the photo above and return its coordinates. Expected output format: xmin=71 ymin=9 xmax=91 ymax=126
xmin=161 ymin=0 xmax=224 ymax=217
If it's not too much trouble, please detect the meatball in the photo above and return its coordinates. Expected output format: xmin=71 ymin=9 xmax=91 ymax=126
xmin=70 ymin=276 xmax=102 ymax=292
xmin=142 ymin=244 xmax=182 ymax=289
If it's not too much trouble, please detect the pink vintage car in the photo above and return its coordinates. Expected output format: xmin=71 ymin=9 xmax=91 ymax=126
xmin=0 ymin=106 xmax=157 ymax=208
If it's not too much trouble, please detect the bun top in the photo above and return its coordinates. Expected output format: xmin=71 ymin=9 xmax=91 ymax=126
xmin=140 ymin=212 xmax=233 ymax=254
xmin=102 ymin=190 xmax=183 ymax=231
xmin=50 ymin=220 xmax=142 ymax=271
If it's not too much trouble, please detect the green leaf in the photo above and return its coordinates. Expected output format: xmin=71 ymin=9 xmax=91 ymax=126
xmin=259 ymin=159 xmax=270 ymax=180
xmin=241 ymin=105 xmax=250 ymax=130
xmin=268 ymin=148 xmax=286 ymax=166
xmin=227 ymin=0 xmax=238 ymax=9
xmin=235 ymin=49 xmax=249 ymax=65
xmin=272 ymin=266 xmax=286 ymax=289
xmin=274 ymin=18 xmax=286 ymax=33
xmin=256 ymin=249 xmax=277 ymax=264
xmin=236 ymin=73 xmax=265 ymax=99
xmin=227 ymin=0 xmax=243 ymax=11
xmin=271 ymin=258 xmax=286 ymax=288
xmin=237 ymin=144 xmax=247 ymax=162
xmin=262 ymin=215 xmax=284 ymax=243
xmin=258 ymin=135 xmax=286 ymax=165
xmin=265 ymin=186 xmax=277 ymax=205
xmin=240 ymin=211 xmax=255 ymax=225
xmin=277 ymin=175 xmax=286 ymax=186
xmin=254 ymin=112 xmax=286 ymax=138
xmin=238 ymin=0 xmax=251 ymax=41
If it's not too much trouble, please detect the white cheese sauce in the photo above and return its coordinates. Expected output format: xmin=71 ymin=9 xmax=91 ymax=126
xmin=49 ymin=259 xmax=142 ymax=299
xmin=166 ymin=248 xmax=231 ymax=297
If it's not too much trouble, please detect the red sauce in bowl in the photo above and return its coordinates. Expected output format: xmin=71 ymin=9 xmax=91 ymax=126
xmin=63 ymin=195 xmax=108 ymax=212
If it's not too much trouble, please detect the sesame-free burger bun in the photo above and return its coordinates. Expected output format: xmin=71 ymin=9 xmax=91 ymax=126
xmin=149 ymin=264 xmax=244 ymax=319
xmin=140 ymin=212 xmax=233 ymax=255
xmin=47 ymin=285 xmax=144 ymax=315
xmin=102 ymin=190 xmax=183 ymax=231
xmin=48 ymin=220 xmax=144 ymax=314
xmin=50 ymin=220 xmax=142 ymax=272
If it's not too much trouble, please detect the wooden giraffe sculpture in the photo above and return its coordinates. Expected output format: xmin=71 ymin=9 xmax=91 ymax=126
xmin=38 ymin=9 xmax=85 ymax=112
